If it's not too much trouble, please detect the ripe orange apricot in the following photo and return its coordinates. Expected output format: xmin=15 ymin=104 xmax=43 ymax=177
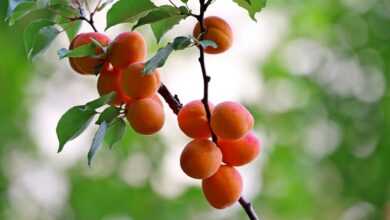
xmin=108 ymin=32 xmax=147 ymax=69
xmin=180 ymin=139 xmax=222 ymax=179
xmin=69 ymin=32 xmax=110 ymax=75
xmin=202 ymin=165 xmax=243 ymax=209
xmin=120 ymin=62 xmax=161 ymax=99
xmin=177 ymin=100 xmax=214 ymax=139
xmin=218 ymin=132 xmax=260 ymax=166
xmin=126 ymin=97 xmax=164 ymax=135
xmin=127 ymin=94 xmax=162 ymax=107
xmin=97 ymin=63 xmax=130 ymax=106
xmin=211 ymin=101 xmax=254 ymax=140
xmin=193 ymin=16 xmax=233 ymax=54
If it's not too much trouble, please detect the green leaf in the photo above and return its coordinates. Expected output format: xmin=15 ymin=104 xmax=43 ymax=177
xmin=87 ymin=121 xmax=108 ymax=167
xmin=106 ymin=0 xmax=156 ymax=30
xmin=6 ymin=1 xmax=36 ymax=26
xmin=96 ymin=106 xmax=120 ymax=125
xmin=143 ymin=43 xmax=174 ymax=75
xmin=96 ymin=0 xmax=114 ymax=12
xmin=233 ymin=0 xmax=267 ymax=21
xmin=86 ymin=92 xmax=116 ymax=110
xmin=53 ymin=4 xmax=82 ymax=40
xmin=151 ymin=14 xmax=186 ymax=43
xmin=133 ymin=5 xmax=184 ymax=30
xmin=172 ymin=36 xmax=192 ymax=50
xmin=143 ymin=36 xmax=193 ymax=74
xmin=24 ymin=19 xmax=60 ymax=60
xmin=56 ymin=106 xmax=97 ymax=153
xmin=199 ymin=39 xmax=217 ymax=49
xmin=57 ymin=43 xmax=97 ymax=59
xmin=105 ymin=118 xmax=126 ymax=149
xmin=59 ymin=20 xmax=82 ymax=40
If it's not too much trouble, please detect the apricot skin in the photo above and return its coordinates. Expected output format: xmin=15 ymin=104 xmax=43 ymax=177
xmin=120 ymin=62 xmax=161 ymax=99
xmin=202 ymin=165 xmax=243 ymax=209
xmin=108 ymin=32 xmax=147 ymax=69
xmin=69 ymin=32 xmax=110 ymax=75
xmin=218 ymin=132 xmax=260 ymax=166
xmin=211 ymin=102 xmax=254 ymax=140
xmin=180 ymin=139 xmax=222 ymax=179
xmin=177 ymin=100 xmax=214 ymax=139
xmin=97 ymin=64 xmax=130 ymax=106
xmin=193 ymin=16 xmax=233 ymax=54
xmin=126 ymin=97 xmax=164 ymax=135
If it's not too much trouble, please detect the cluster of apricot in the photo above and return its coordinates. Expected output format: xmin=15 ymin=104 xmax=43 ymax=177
xmin=69 ymin=31 xmax=164 ymax=135
xmin=178 ymin=101 xmax=260 ymax=209
xmin=68 ymin=15 xmax=260 ymax=210
xmin=178 ymin=17 xmax=261 ymax=209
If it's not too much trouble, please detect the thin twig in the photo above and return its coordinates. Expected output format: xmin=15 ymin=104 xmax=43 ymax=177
xmin=168 ymin=0 xmax=178 ymax=8
xmin=158 ymin=84 xmax=183 ymax=114
xmin=197 ymin=0 xmax=217 ymax=142
xmin=239 ymin=197 xmax=260 ymax=220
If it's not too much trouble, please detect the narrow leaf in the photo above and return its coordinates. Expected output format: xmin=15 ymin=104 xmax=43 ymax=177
xmin=233 ymin=0 xmax=267 ymax=21
xmin=86 ymin=92 xmax=116 ymax=110
xmin=133 ymin=5 xmax=183 ymax=30
xmin=106 ymin=0 xmax=156 ymax=30
xmin=56 ymin=106 xmax=96 ymax=153
xmin=143 ymin=43 xmax=174 ymax=74
xmin=87 ymin=121 xmax=108 ymax=166
xmin=6 ymin=1 xmax=36 ymax=26
xmin=24 ymin=19 xmax=60 ymax=60
xmin=96 ymin=106 xmax=120 ymax=125
xmin=199 ymin=40 xmax=217 ymax=49
xmin=151 ymin=15 xmax=186 ymax=43
xmin=105 ymin=118 xmax=126 ymax=149
xmin=143 ymin=36 xmax=193 ymax=74
xmin=57 ymin=43 xmax=97 ymax=59
xmin=172 ymin=36 xmax=192 ymax=50
xmin=57 ymin=39 xmax=105 ymax=59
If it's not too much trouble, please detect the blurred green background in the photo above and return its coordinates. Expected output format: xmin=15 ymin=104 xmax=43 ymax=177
xmin=0 ymin=0 xmax=389 ymax=220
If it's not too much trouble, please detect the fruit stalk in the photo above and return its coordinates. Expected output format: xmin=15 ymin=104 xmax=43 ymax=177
xmin=195 ymin=0 xmax=260 ymax=219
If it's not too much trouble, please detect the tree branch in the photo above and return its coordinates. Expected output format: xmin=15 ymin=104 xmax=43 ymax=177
xmin=70 ymin=1 xmax=99 ymax=32
xmin=239 ymin=197 xmax=260 ymax=220
xmin=195 ymin=1 xmax=260 ymax=220
xmin=158 ymin=83 xmax=183 ymax=114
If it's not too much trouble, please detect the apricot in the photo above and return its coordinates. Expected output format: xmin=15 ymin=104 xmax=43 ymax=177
xmin=193 ymin=16 xmax=233 ymax=54
xmin=127 ymin=94 xmax=162 ymax=107
xmin=126 ymin=97 xmax=164 ymax=135
xmin=211 ymin=101 xmax=254 ymax=140
xmin=180 ymin=139 xmax=222 ymax=179
xmin=177 ymin=100 xmax=214 ymax=139
xmin=218 ymin=132 xmax=260 ymax=166
xmin=97 ymin=63 xmax=130 ymax=106
xmin=69 ymin=32 xmax=110 ymax=75
xmin=202 ymin=165 xmax=243 ymax=209
xmin=120 ymin=62 xmax=161 ymax=99
xmin=108 ymin=32 xmax=147 ymax=69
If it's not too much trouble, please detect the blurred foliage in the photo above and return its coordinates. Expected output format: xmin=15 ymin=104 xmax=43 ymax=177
xmin=0 ymin=0 xmax=389 ymax=220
